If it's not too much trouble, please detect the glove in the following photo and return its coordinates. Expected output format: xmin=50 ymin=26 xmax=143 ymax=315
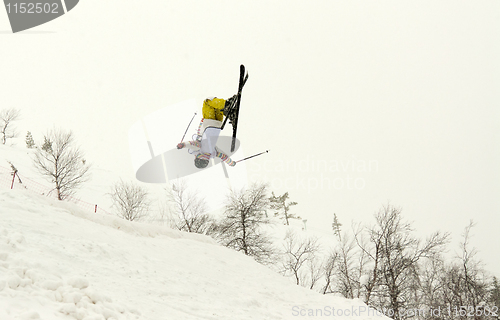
xmin=177 ymin=143 xmax=185 ymax=149
xmin=224 ymin=95 xmax=236 ymax=109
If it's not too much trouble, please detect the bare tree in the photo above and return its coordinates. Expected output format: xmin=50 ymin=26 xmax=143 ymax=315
xmin=281 ymin=229 xmax=320 ymax=287
xmin=110 ymin=180 xmax=151 ymax=221
xmin=33 ymin=129 xmax=91 ymax=200
xmin=365 ymin=205 xmax=449 ymax=319
xmin=489 ymin=277 xmax=500 ymax=319
xmin=417 ymin=255 xmax=448 ymax=318
xmin=414 ymin=257 xmax=486 ymax=320
xmin=166 ymin=180 xmax=216 ymax=234
xmin=307 ymin=257 xmax=324 ymax=290
xmin=353 ymin=214 xmax=386 ymax=305
xmin=331 ymin=215 xmax=359 ymax=299
xmin=269 ymin=191 xmax=299 ymax=225
xmin=330 ymin=215 xmax=367 ymax=299
xmin=322 ymin=251 xmax=340 ymax=294
xmin=416 ymin=250 xmax=491 ymax=320
xmin=0 ymin=108 xmax=20 ymax=144
xmin=216 ymin=183 xmax=277 ymax=264
xmin=460 ymin=221 xmax=489 ymax=316
xmin=440 ymin=221 xmax=490 ymax=320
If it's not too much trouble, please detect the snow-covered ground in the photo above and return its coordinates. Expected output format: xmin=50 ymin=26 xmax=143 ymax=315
xmin=0 ymin=144 xmax=386 ymax=319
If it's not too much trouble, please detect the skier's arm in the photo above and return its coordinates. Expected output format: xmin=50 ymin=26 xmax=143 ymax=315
xmin=215 ymin=149 xmax=236 ymax=167
xmin=177 ymin=140 xmax=200 ymax=150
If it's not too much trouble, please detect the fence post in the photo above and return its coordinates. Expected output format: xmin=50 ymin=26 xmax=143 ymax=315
xmin=95 ymin=204 xmax=97 ymax=213
xmin=11 ymin=172 xmax=16 ymax=189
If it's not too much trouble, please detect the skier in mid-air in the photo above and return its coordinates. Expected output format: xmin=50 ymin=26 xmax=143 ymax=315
xmin=177 ymin=96 xmax=237 ymax=169
xmin=177 ymin=65 xmax=252 ymax=169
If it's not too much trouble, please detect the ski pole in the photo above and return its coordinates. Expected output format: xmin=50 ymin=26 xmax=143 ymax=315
xmin=236 ymin=150 xmax=269 ymax=163
xmin=180 ymin=112 xmax=197 ymax=143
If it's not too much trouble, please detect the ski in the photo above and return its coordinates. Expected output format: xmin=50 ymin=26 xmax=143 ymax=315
xmin=221 ymin=65 xmax=248 ymax=137
xmin=231 ymin=65 xmax=247 ymax=152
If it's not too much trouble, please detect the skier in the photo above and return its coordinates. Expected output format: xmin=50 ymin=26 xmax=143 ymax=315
xmin=177 ymin=96 xmax=237 ymax=169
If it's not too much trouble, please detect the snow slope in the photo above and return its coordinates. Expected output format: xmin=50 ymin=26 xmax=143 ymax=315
xmin=0 ymin=142 xmax=122 ymax=216
xmin=0 ymin=144 xmax=387 ymax=320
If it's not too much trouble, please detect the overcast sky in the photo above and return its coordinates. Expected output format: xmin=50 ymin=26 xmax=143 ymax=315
xmin=1 ymin=1 xmax=498 ymax=274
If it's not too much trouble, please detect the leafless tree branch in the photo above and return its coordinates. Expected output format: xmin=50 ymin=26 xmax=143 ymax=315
xmin=0 ymin=108 xmax=21 ymax=144
xmin=33 ymin=128 xmax=91 ymax=200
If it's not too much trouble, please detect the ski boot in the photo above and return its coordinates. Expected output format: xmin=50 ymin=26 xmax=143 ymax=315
xmin=222 ymin=95 xmax=237 ymax=124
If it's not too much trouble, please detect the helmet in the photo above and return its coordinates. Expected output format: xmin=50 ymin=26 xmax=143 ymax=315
xmin=194 ymin=153 xmax=210 ymax=169
xmin=194 ymin=158 xmax=209 ymax=169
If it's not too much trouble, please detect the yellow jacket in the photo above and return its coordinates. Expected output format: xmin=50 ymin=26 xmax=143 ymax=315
xmin=202 ymin=97 xmax=226 ymax=121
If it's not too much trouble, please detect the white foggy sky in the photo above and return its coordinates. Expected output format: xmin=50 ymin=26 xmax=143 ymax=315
xmin=0 ymin=1 xmax=498 ymax=273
